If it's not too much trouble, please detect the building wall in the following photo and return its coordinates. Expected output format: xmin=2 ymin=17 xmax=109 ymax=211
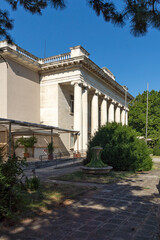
xmin=40 ymin=69 xmax=81 ymax=153
xmin=58 ymin=84 xmax=74 ymax=152
xmin=0 ymin=60 xmax=7 ymax=118
xmin=7 ymin=59 xmax=40 ymax=123
xmin=40 ymin=82 xmax=58 ymax=126
xmin=41 ymin=69 xmax=81 ymax=84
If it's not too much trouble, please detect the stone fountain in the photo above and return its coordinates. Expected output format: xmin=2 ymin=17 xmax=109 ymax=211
xmin=81 ymin=146 xmax=112 ymax=174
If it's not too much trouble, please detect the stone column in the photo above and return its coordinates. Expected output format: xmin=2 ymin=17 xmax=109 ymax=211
xmin=125 ymin=110 xmax=128 ymax=125
xmin=108 ymin=100 xmax=115 ymax=123
xmin=101 ymin=97 xmax=107 ymax=126
xmin=121 ymin=108 xmax=125 ymax=125
xmin=82 ymin=84 xmax=89 ymax=151
xmin=115 ymin=104 xmax=121 ymax=123
xmin=72 ymin=81 xmax=82 ymax=151
xmin=91 ymin=90 xmax=99 ymax=135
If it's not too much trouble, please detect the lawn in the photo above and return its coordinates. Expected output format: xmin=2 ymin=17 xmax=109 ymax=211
xmin=23 ymin=182 xmax=95 ymax=214
xmin=1 ymin=182 xmax=95 ymax=226
xmin=49 ymin=170 xmax=135 ymax=184
xmin=152 ymin=161 xmax=160 ymax=170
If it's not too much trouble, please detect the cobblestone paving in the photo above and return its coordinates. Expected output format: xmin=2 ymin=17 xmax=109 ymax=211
xmin=1 ymin=169 xmax=160 ymax=240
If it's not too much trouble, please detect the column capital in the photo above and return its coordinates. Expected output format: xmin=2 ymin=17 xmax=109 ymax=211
xmin=95 ymin=89 xmax=101 ymax=96
xmin=71 ymin=80 xmax=83 ymax=87
xmin=82 ymin=82 xmax=91 ymax=90
xmin=102 ymin=95 xmax=110 ymax=101
xmin=119 ymin=104 xmax=124 ymax=109
xmin=112 ymin=100 xmax=118 ymax=105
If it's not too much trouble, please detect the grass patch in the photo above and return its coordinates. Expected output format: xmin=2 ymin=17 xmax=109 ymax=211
xmin=1 ymin=182 xmax=95 ymax=224
xmin=152 ymin=161 xmax=160 ymax=170
xmin=23 ymin=183 xmax=94 ymax=213
xmin=49 ymin=170 xmax=135 ymax=184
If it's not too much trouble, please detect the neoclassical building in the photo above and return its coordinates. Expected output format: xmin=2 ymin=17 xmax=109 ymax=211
xmin=0 ymin=41 xmax=133 ymax=156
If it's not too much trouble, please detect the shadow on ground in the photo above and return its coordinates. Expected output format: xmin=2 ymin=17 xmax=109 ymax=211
xmin=0 ymin=170 xmax=160 ymax=240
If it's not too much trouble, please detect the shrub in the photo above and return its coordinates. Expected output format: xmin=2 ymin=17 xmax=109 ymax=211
xmin=0 ymin=154 xmax=26 ymax=218
xmin=25 ymin=177 xmax=40 ymax=191
xmin=86 ymin=123 xmax=152 ymax=171
xmin=17 ymin=136 xmax=37 ymax=153
xmin=153 ymin=139 xmax=160 ymax=156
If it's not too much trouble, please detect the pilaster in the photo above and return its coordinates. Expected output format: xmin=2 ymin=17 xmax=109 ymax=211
xmin=91 ymin=90 xmax=99 ymax=135
xmin=82 ymin=83 xmax=89 ymax=151
xmin=101 ymin=96 xmax=108 ymax=126
xmin=72 ymin=81 xmax=83 ymax=151
xmin=115 ymin=104 xmax=121 ymax=123
xmin=108 ymin=100 xmax=115 ymax=123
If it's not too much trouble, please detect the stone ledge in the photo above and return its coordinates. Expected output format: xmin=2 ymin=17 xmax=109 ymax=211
xmin=81 ymin=166 xmax=113 ymax=174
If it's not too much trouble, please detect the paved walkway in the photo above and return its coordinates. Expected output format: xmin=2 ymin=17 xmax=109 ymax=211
xmin=1 ymin=166 xmax=160 ymax=240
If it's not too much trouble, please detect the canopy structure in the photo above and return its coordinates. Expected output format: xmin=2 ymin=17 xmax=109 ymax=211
xmin=0 ymin=118 xmax=79 ymax=155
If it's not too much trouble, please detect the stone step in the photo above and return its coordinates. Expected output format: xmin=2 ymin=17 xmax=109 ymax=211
xmin=24 ymin=158 xmax=83 ymax=170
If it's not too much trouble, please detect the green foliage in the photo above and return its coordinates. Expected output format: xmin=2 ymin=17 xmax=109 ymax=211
xmin=0 ymin=145 xmax=5 ymax=163
xmin=0 ymin=153 xmax=26 ymax=218
xmin=129 ymin=90 xmax=160 ymax=147
xmin=47 ymin=142 xmax=54 ymax=155
xmin=18 ymin=136 xmax=37 ymax=153
xmin=153 ymin=139 xmax=160 ymax=156
xmin=86 ymin=123 xmax=152 ymax=171
xmin=1 ymin=0 xmax=160 ymax=41
xmin=25 ymin=177 xmax=40 ymax=191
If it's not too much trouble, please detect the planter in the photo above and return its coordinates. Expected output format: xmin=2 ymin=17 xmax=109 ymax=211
xmin=24 ymin=152 xmax=29 ymax=158
xmin=73 ymin=153 xmax=81 ymax=158
xmin=48 ymin=154 xmax=53 ymax=160
xmin=81 ymin=166 xmax=113 ymax=174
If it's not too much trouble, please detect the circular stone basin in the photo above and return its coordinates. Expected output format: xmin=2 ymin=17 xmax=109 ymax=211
xmin=81 ymin=166 xmax=113 ymax=175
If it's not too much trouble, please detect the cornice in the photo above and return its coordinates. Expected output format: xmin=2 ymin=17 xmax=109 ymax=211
xmin=0 ymin=46 xmax=40 ymax=71
xmin=0 ymin=43 xmax=134 ymax=101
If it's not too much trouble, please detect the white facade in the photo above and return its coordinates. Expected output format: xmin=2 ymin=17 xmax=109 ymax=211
xmin=0 ymin=41 xmax=133 ymax=155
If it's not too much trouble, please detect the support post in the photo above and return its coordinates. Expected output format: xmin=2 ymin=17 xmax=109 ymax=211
xmin=51 ymin=128 xmax=53 ymax=160
xmin=8 ymin=122 xmax=12 ymax=157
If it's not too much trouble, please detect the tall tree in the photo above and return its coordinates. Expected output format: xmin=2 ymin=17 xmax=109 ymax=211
xmin=1 ymin=0 xmax=160 ymax=42
xmin=129 ymin=90 xmax=160 ymax=145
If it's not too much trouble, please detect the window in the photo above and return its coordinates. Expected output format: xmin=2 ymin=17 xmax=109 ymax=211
xmin=70 ymin=95 xmax=74 ymax=114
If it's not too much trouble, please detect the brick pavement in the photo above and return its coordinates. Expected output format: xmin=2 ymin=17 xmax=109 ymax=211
xmin=0 ymin=169 xmax=160 ymax=240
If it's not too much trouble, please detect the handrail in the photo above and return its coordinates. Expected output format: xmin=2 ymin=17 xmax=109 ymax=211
xmin=40 ymin=52 xmax=71 ymax=64
xmin=16 ymin=46 xmax=39 ymax=62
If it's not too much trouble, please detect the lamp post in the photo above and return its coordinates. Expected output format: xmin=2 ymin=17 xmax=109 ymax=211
xmin=122 ymin=86 xmax=128 ymax=125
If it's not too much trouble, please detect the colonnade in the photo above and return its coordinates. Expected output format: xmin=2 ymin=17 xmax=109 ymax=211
xmin=72 ymin=81 xmax=128 ymax=152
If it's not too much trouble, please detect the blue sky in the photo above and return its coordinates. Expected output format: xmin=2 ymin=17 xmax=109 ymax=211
xmin=1 ymin=0 xmax=160 ymax=97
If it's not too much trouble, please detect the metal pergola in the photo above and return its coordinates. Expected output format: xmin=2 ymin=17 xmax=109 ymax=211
xmin=0 ymin=118 xmax=79 ymax=156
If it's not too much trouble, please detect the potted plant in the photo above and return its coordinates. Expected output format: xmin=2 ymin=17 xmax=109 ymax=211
xmin=18 ymin=136 xmax=37 ymax=158
xmin=47 ymin=142 xmax=54 ymax=160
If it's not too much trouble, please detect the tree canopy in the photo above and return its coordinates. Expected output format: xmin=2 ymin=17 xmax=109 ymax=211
xmin=129 ymin=90 xmax=160 ymax=145
xmin=1 ymin=0 xmax=160 ymax=41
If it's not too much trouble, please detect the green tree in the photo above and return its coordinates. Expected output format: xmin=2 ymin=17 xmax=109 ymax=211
xmin=129 ymin=90 xmax=160 ymax=145
xmin=86 ymin=123 xmax=152 ymax=171
xmin=1 ymin=0 xmax=160 ymax=41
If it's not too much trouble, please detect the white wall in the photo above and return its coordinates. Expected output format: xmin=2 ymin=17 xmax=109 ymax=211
xmin=40 ymin=82 xmax=58 ymax=126
xmin=0 ymin=60 xmax=7 ymax=118
xmin=7 ymin=59 xmax=40 ymax=123
xmin=58 ymin=84 xmax=74 ymax=151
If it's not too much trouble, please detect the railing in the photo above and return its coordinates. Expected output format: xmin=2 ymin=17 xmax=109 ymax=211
xmin=40 ymin=52 xmax=71 ymax=64
xmin=39 ymin=149 xmax=86 ymax=161
xmin=6 ymin=42 xmax=71 ymax=64
xmin=16 ymin=46 xmax=39 ymax=62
